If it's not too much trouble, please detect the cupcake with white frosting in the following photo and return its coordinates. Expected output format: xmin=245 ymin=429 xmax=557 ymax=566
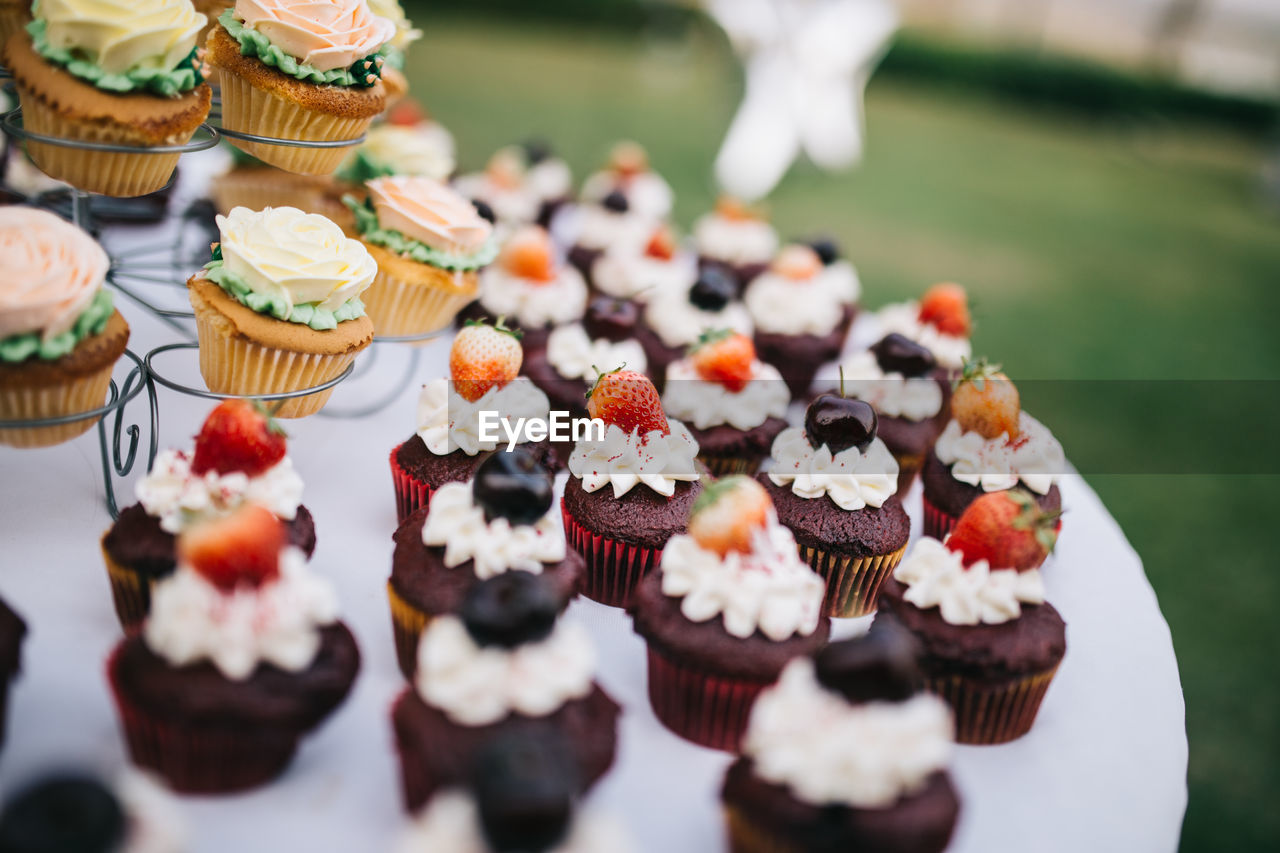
xmin=578 ymin=140 xmax=673 ymax=222
xmin=874 ymin=282 xmax=973 ymax=373
xmin=454 ymin=141 xmax=573 ymax=230
xmin=631 ymin=476 xmax=830 ymax=751
xmin=391 ymin=571 xmax=620 ymax=811
xmin=759 ymin=394 xmax=910 ymax=618
xmin=633 ymin=265 xmax=753 ymax=390
xmin=692 ymin=196 xmax=778 ymax=291
xmin=589 ymin=221 xmax=696 ymax=303
xmin=107 ymin=504 xmax=360 ymax=792
xmin=564 ymin=189 xmax=652 ymax=287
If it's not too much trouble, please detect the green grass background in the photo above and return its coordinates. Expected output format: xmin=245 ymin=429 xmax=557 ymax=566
xmin=401 ymin=11 xmax=1280 ymax=850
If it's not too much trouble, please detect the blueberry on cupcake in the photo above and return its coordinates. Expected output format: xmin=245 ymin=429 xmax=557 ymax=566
xmin=633 ymin=265 xmax=753 ymax=389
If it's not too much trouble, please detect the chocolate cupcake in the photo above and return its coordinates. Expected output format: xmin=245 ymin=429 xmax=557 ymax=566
xmin=453 ymin=141 xmax=573 ymax=230
xmin=761 ymin=396 xmax=910 ymax=618
xmin=578 ymin=141 xmax=673 ymax=223
xmin=392 ymin=572 xmax=620 ymax=811
xmin=108 ymin=505 xmax=359 ymax=793
xmin=692 ymin=197 xmax=779 ymax=292
xmin=388 ymin=449 xmax=584 ymax=679
xmin=0 ymin=595 xmax=26 ymax=754
xmin=661 ymin=329 xmax=790 ymax=476
xmin=874 ymin=283 xmax=973 ymax=375
xmin=745 ymin=243 xmax=860 ymax=397
xmin=723 ymin=618 xmax=960 ymax=853
xmin=632 ymin=477 xmax=830 ymax=751
xmin=589 ymin=221 xmax=695 ymax=305
xmin=565 ymin=190 xmax=651 ymax=286
xmin=102 ymin=399 xmax=316 ymax=631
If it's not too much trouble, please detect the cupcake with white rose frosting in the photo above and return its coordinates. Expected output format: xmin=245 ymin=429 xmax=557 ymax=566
xmin=662 ymin=329 xmax=790 ymax=476
xmin=107 ymin=504 xmax=361 ymax=793
xmin=759 ymin=394 xmax=910 ymax=618
xmin=454 ymin=141 xmax=573 ymax=230
xmin=562 ymin=368 xmax=703 ymax=607
xmin=877 ymin=489 xmax=1066 ymax=744
xmin=723 ymin=618 xmax=961 ymax=852
xmin=336 ymin=108 xmax=455 ymax=184
xmin=187 ymin=205 xmax=376 ymax=417
xmin=589 ymin=221 xmax=696 ymax=303
xmin=874 ymin=282 xmax=973 ymax=372
xmin=387 ymin=448 xmax=584 ymax=679
xmin=349 ymin=175 xmax=497 ymax=337
xmin=392 ymin=571 xmax=620 ymax=812
xmin=631 ymin=476 xmax=830 ymax=751
xmin=745 ymin=242 xmax=860 ymax=396
xmin=693 ymin=196 xmax=779 ymax=291
xmin=102 ymin=399 xmax=315 ymax=632
xmin=578 ymin=140 xmax=673 ymax=222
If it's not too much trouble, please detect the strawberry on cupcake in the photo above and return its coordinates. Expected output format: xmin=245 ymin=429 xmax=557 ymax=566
xmin=633 ymin=265 xmax=754 ymax=389
xmin=590 ymin=221 xmax=697 ymax=304
xmin=874 ymin=282 xmax=974 ymax=373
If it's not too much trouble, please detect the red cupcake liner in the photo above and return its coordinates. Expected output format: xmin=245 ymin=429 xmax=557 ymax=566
xmin=645 ymin=646 xmax=769 ymax=752
xmin=390 ymin=444 xmax=433 ymax=526
xmin=926 ymin=664 xmax=1059 ymax=745
xmin=106 ymin=645 xmax=300 ymax=793
xmin=561 ymin=500 xmax=660 ymax=608
xmin=922 ymin=493 xmax=958 ymax=540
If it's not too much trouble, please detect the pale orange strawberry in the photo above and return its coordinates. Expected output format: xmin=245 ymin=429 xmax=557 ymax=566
xmin=715 ymin=196 xmax=760 ymax=222
xmin=386 ymin=99 xmax=428 ymax=127
xmin=773 ymin=244 xmax=822 ymax=281
xmin=645 ymin=224 xmax=677 ymax=261
xmin=586 ymin=368 xmax=669 ymax=436
xmin=951 ymin=358 xmax=1020 ymax=440
xmin=609 ymin=141 xmax=649 ymax=177
xmin=487 ymin=148 xmax=525 ymax=190
xmin=177 ymin=504 xmax=285 ymax=591
xmin=947 ymin=490 xmax=1061 ymax=571
xmin=688 ymin=476 xmax=772 ymax=557
xmin=499 ymin=226 xmax=557 ymax=283
xmin=450 ymin=320 xmax=524 ymax=403
xmin=689 ymin=329 xmax=755 ymax=392
xmin=918 ymin=283 xmax=971 ymax=337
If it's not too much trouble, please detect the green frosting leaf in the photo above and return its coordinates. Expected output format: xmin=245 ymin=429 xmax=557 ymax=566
xmin=0 ymin=289 xmax=114 ymax=363
xmin=203 ymin=259 xmax=365 ymax=332
xmin=382 ymin=44 xmax=406 ymax=72
xmin=221 ymin=11 xmax=384 ymax=89
xmin=344 ymin=196 xmax=498 ymax=272
xmin=27 ymin=19 xmax=204 ymax=97
xmin=334 ymin=149 xmax=395 ymax=184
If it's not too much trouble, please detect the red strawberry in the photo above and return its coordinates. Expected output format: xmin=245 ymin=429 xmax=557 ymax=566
xmin=772 ymin=244 xmax=822 ymax=281
xmin=386 ymin=99 xmax=428 ymax=127
xmin=450 ymin=320 xmax=524 ymax=403
xmin=951 ymin=358 xmax=1020 ymax=440
xmin=191 ymin=399 xmax=287 ymax=477
xmin=918 ymin=283 xmax=971 ymax=337
xmin=500 ymin=227 xmax=556 ymax=283
xmin=609 ymin=141 xmax=649 ymax=177
xmin=688 ymin=476 xmax=772 ymax=557
xmin=947 ymin=490 xmax=1061 ymax=571
xmin=645 ymin=224 xmax=677 ymax=261
xmin=586 ymin=368 xmax=669 ymax=436
xmin=177 ymin=504 xmax=286 ymax=591
xmin=689 ymin=329 xmax=755 ymax=392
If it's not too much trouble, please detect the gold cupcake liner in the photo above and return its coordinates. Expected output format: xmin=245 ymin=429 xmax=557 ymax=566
xmin=0 ymin=361 xmax=116 ymax=448
xmin=926 ymin=664 xmax=1060 ymax=745
xmin=0 ymin=9 xmax=31 ymax=49
xmin=362 ymin=266 xmax=478 ymax=339
xmin=892 ymin=450 xmax=925 ymax=498
xmin=723 ymin=805 xmax=801 ymax=853
xmin=697 ymin=452 xmax=766 ymax=478
xmin=102 ymin=536 xmax=152 ymax=632
xmin=387 ymin=582 xmax=434 ymax=681
xmin=215 ymin=71 xmax=371 ymax=175
xmin=209 ymin=170 xmax=348 ymax=221
xmin=192 ymin=316 xmax=358 ymax=418
xmin=797 ymin=542 xmax=908 ymax=618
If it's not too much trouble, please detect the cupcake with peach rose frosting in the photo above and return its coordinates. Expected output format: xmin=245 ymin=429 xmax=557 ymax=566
xmin=0 ymin=207 xmax=129 ymax=448
xmin=207 ymin=0 xmax=395 ymax=174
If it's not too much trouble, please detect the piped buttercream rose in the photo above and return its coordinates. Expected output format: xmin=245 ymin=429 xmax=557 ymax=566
xmin=235 ymin=0 xmax=395 ymax=72
xmin=366 ymin=175 xmax=493 ymax=255
xmin=36 ymin=0 xmax=204 ymax=75
xmin=0 ymin=207 xmax=108 ymax=342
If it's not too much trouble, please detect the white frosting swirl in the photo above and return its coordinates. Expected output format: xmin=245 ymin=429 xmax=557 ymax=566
xmin=893 ymin=537 xmax=1045 ymax=626
xmin=581 ymin=170 xmax=673 ymax=221
xmin=744 ymin=262 xmax=859 ymax=336
xmin=352 ymin=122 xmax=455 ymax=180
xmin=767 ymin=427 xmax=898 ymax=510
xmin=744 ymin=658 xmax=953 ymax=808
xmin=572 ymin=204 xmax=650 ymax=253
xmin=135 ymin=448 xmax=303 ymax=534
xmin=567 ymin=419 xmax=700 ymax=498
xmin=591 ymin=246 xmax=695 ymax=302
xmin=934 ymin=412 xmax=1064 ymax=495
xmin=39 ymin=0 xmax=204 ymax=76
xmin=453 ymin=155 xmax=572 ymax=226
xmin=660 ymin=518 xmax=823 ymax=641
xmin=421 ymin=482 xmax=565 ymax=579
xmin=477 ymin=264 xmax=587 ymax=329
xmin=415 ymin=616 xmax=595 ymax=726
xmin=145 ymin=547 xmax=339 ymax=680
xmin=642 ymin=288 xmax=753 ymax=349
xmin=416 ymin=378 xmax=551 ymax=457
xmin=662 ymin=359 xmax=790 ymax=430
xmin=819 ymin=350 xmax=943 ymax=421
xmin=397 ymin=791 xmax=633 ymax=853
xmin=545 ymin=323 xmax=647 ymax=381
xmin=875 ymin=301 xmax=971 ymax=370
xmin=692 ymin=212 xmax=778 ymax=265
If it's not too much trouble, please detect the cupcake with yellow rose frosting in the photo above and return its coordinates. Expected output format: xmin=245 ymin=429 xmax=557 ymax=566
xmin=207 ymin=0 xmax=394 ymax=175
xmin=2 ymin=0 xmax=212 ymax=197
xmin=0 ymin=207 xmax=129 ymax=448
xmin=187 ymin=206 xmax=376 ymax=417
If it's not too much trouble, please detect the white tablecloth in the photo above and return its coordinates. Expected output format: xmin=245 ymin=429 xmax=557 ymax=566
xmin=0 ymin=152 xmax=1187 ymax=851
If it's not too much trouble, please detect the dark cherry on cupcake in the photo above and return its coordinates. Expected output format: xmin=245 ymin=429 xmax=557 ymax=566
xmin=562 ymin=368 xmax=703 ymax=607
xmin=0 ymin=770 xmax=184 ymax=852
xmin=388 ymin=447 xmax=584 ymax=679
xmin=723 ymin=617 xmax=960 ymax=852
xmin=523 ymin=296 xmax=648 ymax=420
xmin=632 ymin=477 xmax=830 ymax=751
xmin=745 ymin=243 xmax=860 ymax=397
xmin=876 ymin=282 xmax=974 ymax=376
xmin=392 ymin=571 xmax=620 ymax=812
xmin=108 ymin=505 xmax=360 ymax=793
xmin=101 ymin=399 xmax=316 ymax=632
xmin=922 ymin=359 xmax=1065 ymax=539
xmin=759 ymin=395 xmax=910 ymax=618
xmin=0 ymin=596 xmax=26 ymax=755
xmin=391 ymin=320 xmax=559 ymax=523
xmin=661 ymin=329 xmax=790 ymax=476
xmin=878 ymin=490 xmax=1066 ymax=744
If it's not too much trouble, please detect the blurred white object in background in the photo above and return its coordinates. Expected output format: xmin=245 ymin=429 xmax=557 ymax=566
xmin=704 ymin=0 xmax=898 ymax=200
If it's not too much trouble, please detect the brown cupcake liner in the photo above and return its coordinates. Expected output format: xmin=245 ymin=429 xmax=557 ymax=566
xmin=363 ymin=265 xmax=477 ymax=338
xmin=922 ymin=493 xmax=958 ymax=540
xmin=724 ymin=805 xmax=804 ymax=853
xmin=390 ymin=443 xmax=433 ymax=525
xmin=561 ymin=499 xmax=660 ymax=608
xmin=645 ymin=646 xmax=769 ymax=752
xmin=697 ymin=451 xmax=767 ymax=478
xmin=102 ymin=536 xmax=151 ymax=633
xmin=797 ymin=542 xmax=908 ymax=618
xmin=0 ymin=359 xmax=116 ymax=448
xmin=387 ymin=581 xmax=434 ymax=682
xmin=107 ymin=644 xmax=301 ymax=793
xmin=892 ymin=450 xmax=925 ymax=499
xmin=0 ymin=9 xmax=31 ymax=50
xmin=215 ymin=70 xmax=371 ymax=175
xmin=926 ymin=664 xmax=1059 ymax=745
